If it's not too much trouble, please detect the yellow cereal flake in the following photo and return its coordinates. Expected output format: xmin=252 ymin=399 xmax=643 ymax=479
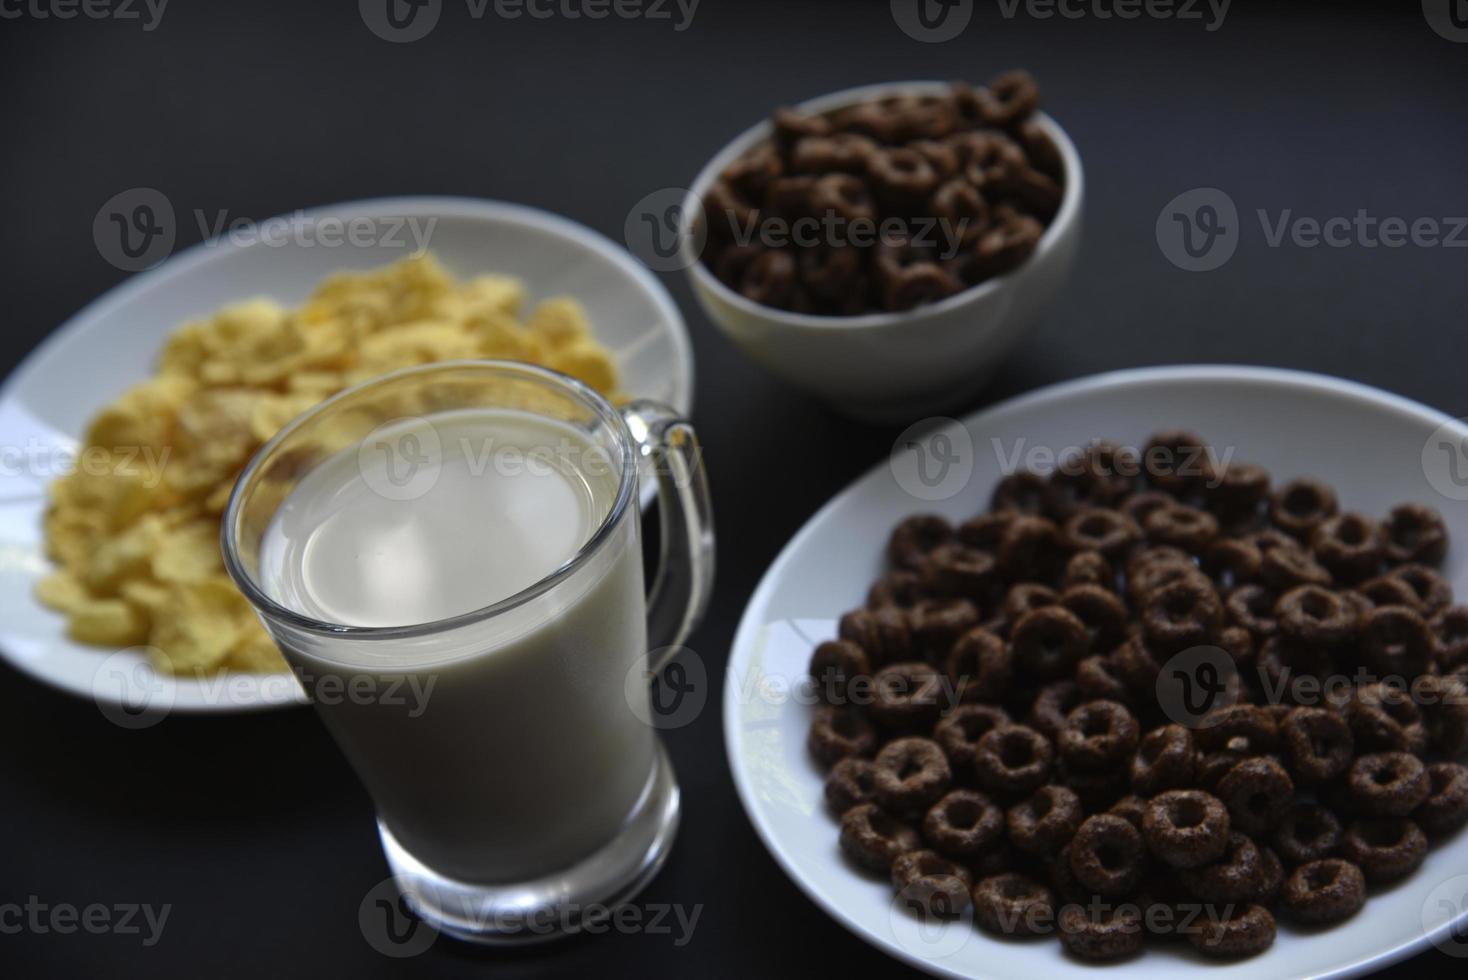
xmin=68 ymin=598 xmax=149 ymax=647
xmin=35 ymin=570 xmax=91 ymax=613
xmin=547 ymin=341 xmax=618 ymax=393
xmin=37 ymin=253 xmax=621 ymax=676
xmin=226 ymin=628 xmax=288 ymax=674
xmin=528 ymin=297 xmax=592 ymax=349
xmin=152 ymin=519 xmax=225 ymax=584
xmin=146 ymin=580 xmax=251 ymax=674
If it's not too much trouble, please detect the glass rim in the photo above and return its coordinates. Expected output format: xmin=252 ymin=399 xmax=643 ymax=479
xmin=220 ymin=359 xmax=638 ymax=641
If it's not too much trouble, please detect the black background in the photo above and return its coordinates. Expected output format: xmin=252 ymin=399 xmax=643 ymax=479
xmin=3 ymin=1 xmax=1466 ymax=977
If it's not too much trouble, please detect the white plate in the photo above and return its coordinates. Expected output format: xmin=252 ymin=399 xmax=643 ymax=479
xmin=0 ymin=196 xmax=693 ymax=715
xmin=724 ymin=365 xmax=1468 ymax=980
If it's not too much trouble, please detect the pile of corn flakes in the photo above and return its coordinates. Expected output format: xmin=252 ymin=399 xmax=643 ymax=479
xmin=37 ymin=254 xmax=621 ymax=676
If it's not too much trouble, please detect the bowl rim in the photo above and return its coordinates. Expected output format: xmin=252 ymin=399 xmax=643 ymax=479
xmin=680 ymin=80 xmax=1084 ymax=332
xmin=3 ymin=194 xmax=697 ymax=416
xmin=722 ymin=363 xmax=1468 ymax=980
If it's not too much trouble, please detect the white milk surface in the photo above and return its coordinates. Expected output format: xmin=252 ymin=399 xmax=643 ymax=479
xmin=261 ymin=410 xmax=607 ymax=627
xmin=256 ymin=409 xmax=655 ymax=882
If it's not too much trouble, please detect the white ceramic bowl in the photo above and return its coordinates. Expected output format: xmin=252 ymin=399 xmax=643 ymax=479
xmin=682 ymin=82 xmax=1083 ymax=423
xmin=0 ymin=196 xmax=694 ymax=714
xmin=724 ymin=365 xmax=1468 ymax=979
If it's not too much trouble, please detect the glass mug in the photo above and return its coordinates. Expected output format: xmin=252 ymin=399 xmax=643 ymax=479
xmin=222 ymin=361 xmax=714 ymax=943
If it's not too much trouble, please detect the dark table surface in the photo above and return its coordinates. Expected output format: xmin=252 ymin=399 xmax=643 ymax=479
xmin=3 ymin=1 xmax=1466 ymax=977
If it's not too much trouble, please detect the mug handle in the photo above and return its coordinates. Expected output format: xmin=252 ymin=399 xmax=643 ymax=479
xmin=621 ymin=400 xmax=715 ymax=674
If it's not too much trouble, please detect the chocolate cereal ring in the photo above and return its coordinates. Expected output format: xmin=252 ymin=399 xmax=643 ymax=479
xmin=1130 ymin=724 xmax=1198 ymax=796
xmin=1027 ymin=679 xmax=1080 ymax=740
xmin=1348 ymin=681 xmax=1429 ymax=754
xmin=997 ymin=514 xmax=1066 ymax=582
xmin=1123 ymin=490 xmax=1177 ymax=527
xmin=1186 ymin=904 xmax=1276 ymax=959
xmin=839 ymin=606 xmax=912 ymax=667
xmin=839 ymin=803 xmax=921 ymax=873
xmin=1358 ymin=573 xmax=1424 ymax=611
xmin=1058 ymin=700 xmax=1139 ymax=773
xmin=1143 ymin=430 xmax=1209 ymax=494
xmin=973 ymin=724 xmax=1054 ymax=797
xmin=1069 ymin=814 xmax=1144 ymax=897
xmin=934 ymin=703 xmax=1010 ymax=775
xmin=1144 ymin=503 xmax=1219 ymax=554
xmin=958 ymin=511 xmax=1014 ymax=551
xmin=888 ymin=514 xmax=954 ymax=571
xmin=1271 ymin=803 xmax=1342 ymax=864
xmin=808 ymin=704 xmax=877 ymax=767
xmin=891 ymin=850 xmax=973 ymax=919
xmin=808 ymin=639 xmax=870 ymax=703
xmin=1058 ymin=902 xmax=1144 ymax=962
xmin=1275 ymin=585 xmax=1357 ymax=646
xmin=1311 ymin=512 xmax=1382 ymax=582
xmin=1010 ymin=606 xmax=1090 ymax=680
xmin=1060 ymin=585 xmax=1129 ymax=651
xmin=1003 ymin=582 xmax=1058 ymax=624
xmin=1142 ymin=577 xmax=1223 ymax=654
xmin=1049 ymin=442 xmax=1138 ymax=515
xmin=1389 ymin=563 xmax=1452 ymax=614
xmin=1196 ymin=704 xmax=1280 ymax=755
xmin=1358 ymin=604 xmax=1434 ymax=679
xmin=1216 ymin=756 xmax=1294 ymax=836
xmin=1226 ymin=584 xmax=1279 ymax=637
xmin=923 ymin=789 xmax=1003 ymax=858
xmin=990 ymin=471 xmax=1048 ymax=514
xmin=1179 ymin=832 xmax=1267 ymax=903
xmin=1348 ymin=752 xmax=1430 ymax=817
xmin=1063 ymin=550 xmax=1114 ymax=590
xmin=1143 ymin=790 xmax=1231 ymax=870
xmin=1281 ymin=858 xmax=1366 ymax=925
xmin=1075 ymin=654 xmax=1132 ymax=705
xmin=1280 ymin=706 xmax=1354 ymax=785
xmin=1382 ymin=502 xmax=1449 ymax=566
xmin=1340 ymin=816 xmax=1427 ymax=884
xmin=1063 ymin=509 xmax=1140 ymax=559
xmin=1416 ymin=762 xmax=1468 ymax=836
xmin=1204 ymin=537 xmax=1263 ymax=588
xmin=1420 ymin=673 xmax=1468 ymax=756
xmin=1271 ymin=477 xmax=1338 ymax=539
xmin=921 ymin=542 xmax=997 ymax=600
xmin=1108 ymin=794 xmax=1148 ymax=829
xmin=973 ymin=873 xmax=1055 ymax=938
xmin=825 ymin=757 xmax=878 ymax=814
xmin=1431 ymin=606 xmax=1468 ymax=671
xmin=1007 ymin=784 xmax=1082 ymax=855
xmin=871 ymin=662 xmax=947 ymax=731
xmin=909 ymin=598 xmax=980 ymax=662
xmin=867 ymin=569 xmax=924 ymax=610
xmin=945 ymin=627 xmax=1010 ymax=703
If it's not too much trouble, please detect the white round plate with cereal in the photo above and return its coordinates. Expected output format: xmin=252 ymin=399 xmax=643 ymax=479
xmin=0 ymin=196 xmax=693 ymax=716
xmin=724 ymin=365 xmax=1468 ymax=979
